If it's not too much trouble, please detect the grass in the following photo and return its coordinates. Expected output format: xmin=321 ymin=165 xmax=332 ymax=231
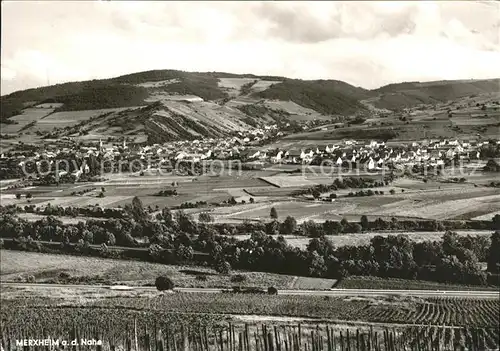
xmin=0 ymin=250 xmax=333 ymax=290
xmin=335 ymin=276 xmax=499 ymax=291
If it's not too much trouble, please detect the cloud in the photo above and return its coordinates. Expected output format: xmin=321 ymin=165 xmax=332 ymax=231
xmin=1 ymin=1 xmax=499 ymax=95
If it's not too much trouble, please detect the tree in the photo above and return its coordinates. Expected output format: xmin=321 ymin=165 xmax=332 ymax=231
xmin=308 ymin=251 xmax=327 ymax=277
xmin=175 ymin=244 xmax=194 ymax=261
xmin=270 ymin=207 xmax=278 ymax=219
xmin=351 ymin=223 xmax=362 ymax=233
xmin=487 ymin=231 xmax=500 ymax=273
xmin=493 ymin=214 xmax=500 ymax=230
xmin=176 ymin=211 xmax=197 ymax=233
xmin=161 ymin=207 xmax=175 ymax=226
xmin=282 ymin=216 xmax=297 ymax=234
xmin=26 ymin=193 xmax=33 ymax=199
xmin=198 ymin=212 xmax=214 ymax=223
xmin=130 ymin=196 xmax=147 ymax=223
xmin=302 ymin=220 xmax=322 ymax=237
xmin=215 ymin=260 xmax=231 ymax=274
xmin=389 ymin=189 xmax=396 ymax=195
xmin=311 ymin=189 xmax=321 ymax=199
xmin=15 ymin=194 xmax=21 ymax=200
xmin=340 ymin=218 xmax=349 ymax=228
xmin=360 ymin=215 xmax=369 ymax=231
xmin=106 ymin=232 xmax=116 ymax=246
xmin=483 ymin=159 xmax=500 ymax=172
xmin=155 ymin=276 xmax=175 ymax=291
xmin=249 ymin=197 xmax=255 ymax=203
xmin=307 ymin=236 xmax=335 ymax=257
xmin=98 ymin=243 xmax=109 ymax=257
xmin=149 ymin=244 xmax=164 ymax=262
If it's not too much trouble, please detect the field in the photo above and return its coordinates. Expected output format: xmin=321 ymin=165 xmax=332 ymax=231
xmin=32 ymin=106 xmax=144 ymax=132
xmin=335 ymin=276 xmax=499 ymax=291
xmin=0 ymin=107 xmax=55 ymax=133
xmin=0 ymin=250 xmax=335 ymax=289
xmin=217 ymin=77 xmax=257 ymax=97
xmin=4 ymin=171 xmax=500 ymax=224
xmin=17 ymin=212 xmax=104 ymax=224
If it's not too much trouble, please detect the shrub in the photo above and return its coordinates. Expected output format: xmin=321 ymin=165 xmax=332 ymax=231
xmin=268 ymin=286 xmax=278 ymax=295
xmin=58 ymin=272 xmax=71 ymax=280
xmin=26 ymin=275 xmax=36 ymax=283
xmin=155 ymin=276 xmax=175 ymax=291
xmin=230 ymin=274 xmax=247 ymax=283
xmin=196 ymin=275 xmax=208 ymax=281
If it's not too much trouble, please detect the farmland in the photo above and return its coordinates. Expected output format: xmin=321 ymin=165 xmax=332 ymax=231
xmin=0 ymin=250 xmax=335 ymax=290
xmin=4 ymin=171 xmax=499 ymax=224
xmin=1 ymin=288 xmax=499 ymax=350
xmin=1 ymin=68 xmax=500 ymax=350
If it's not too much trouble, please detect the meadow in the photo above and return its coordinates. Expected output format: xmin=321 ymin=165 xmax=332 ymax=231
xmin=0 ymin=250 xmax=334 ymax=290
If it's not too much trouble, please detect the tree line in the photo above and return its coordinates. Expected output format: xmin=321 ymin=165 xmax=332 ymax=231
xmin=1 ymin=198 xmax=499 ymax=286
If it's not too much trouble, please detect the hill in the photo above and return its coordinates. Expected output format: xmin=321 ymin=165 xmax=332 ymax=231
xmin=1 ymin=70 xmax=499 ymax=143
xmin=368 ymin=79 xmax=500 ymax=110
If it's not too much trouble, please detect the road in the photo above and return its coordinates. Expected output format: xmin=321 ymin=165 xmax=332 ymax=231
xmin=2 ymin=282 xmax=498 ymax=299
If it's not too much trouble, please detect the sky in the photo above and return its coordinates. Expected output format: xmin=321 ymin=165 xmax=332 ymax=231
xmin=1 ymin=1 xmax=499 ymax=95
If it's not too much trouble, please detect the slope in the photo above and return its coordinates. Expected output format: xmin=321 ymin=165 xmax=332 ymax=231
xmin=369 ymin=79 xmax=500 ymax=110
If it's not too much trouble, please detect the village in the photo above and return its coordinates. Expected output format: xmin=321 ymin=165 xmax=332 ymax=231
xmin=2 ymin=125 xmax=499 ymax=181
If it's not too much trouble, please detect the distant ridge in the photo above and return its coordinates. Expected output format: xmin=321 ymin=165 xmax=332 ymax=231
xmin=1 ymin=69 xmax=498 ymax=142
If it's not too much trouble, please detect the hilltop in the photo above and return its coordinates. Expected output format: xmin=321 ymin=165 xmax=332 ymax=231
xmin=1 ymin=70 xmax=499 ymax=143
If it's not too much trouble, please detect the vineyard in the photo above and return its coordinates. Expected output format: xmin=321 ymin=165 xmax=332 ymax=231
xmin=15 ymin=293 xmax=496 ymax=329
xmin=1 ymin=295 xmax=499 ymax=350
xmin=1 ymin=309 xmax=499 ymax=350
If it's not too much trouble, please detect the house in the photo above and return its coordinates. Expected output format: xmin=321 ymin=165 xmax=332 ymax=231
xmin=445 ymin=148 xmax=455 ymax=159
xmin=241 ymin=149 xmax=260 ymax=160
xmin=300 ymin=149 xmax=315 ymax=163
xmin=175 ymin=151 xmax=187 ymax=160
xmin=270 ymin=150 xmax=284 ymax=163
